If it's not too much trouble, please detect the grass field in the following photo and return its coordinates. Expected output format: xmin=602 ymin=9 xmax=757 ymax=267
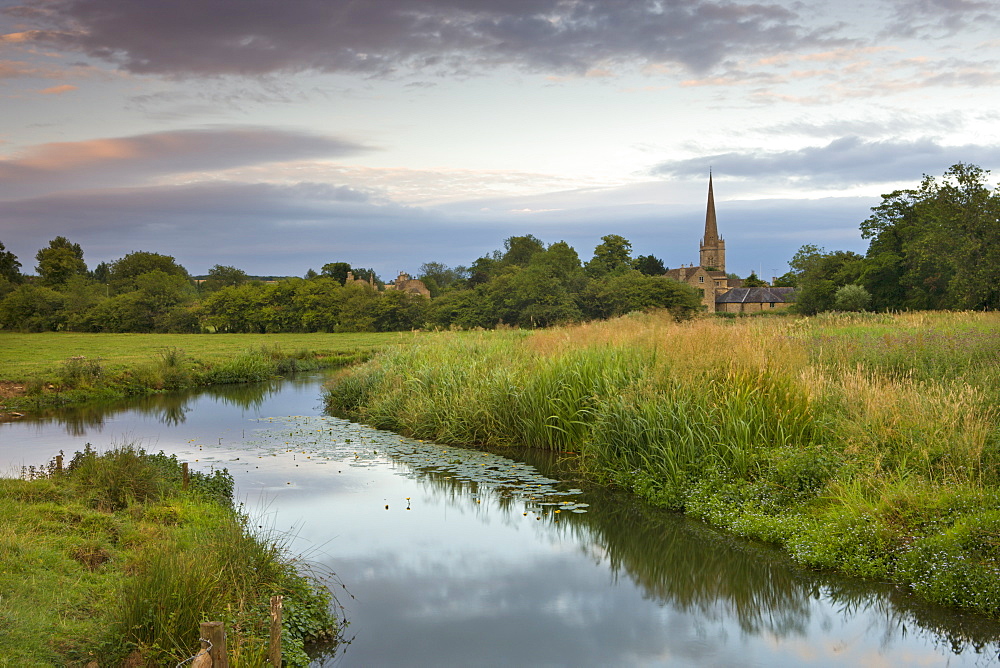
xmin=0 ymin=331 xmax=410 ymax=382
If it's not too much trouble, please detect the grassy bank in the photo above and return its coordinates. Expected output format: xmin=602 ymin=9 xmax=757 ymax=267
xmin=0 ymin=331 xmax=409 ymax=413
xmin=0 ymin=444 xmax=339 ymax=666
xmin=324 ymin=310 xmax=1000 ymax=616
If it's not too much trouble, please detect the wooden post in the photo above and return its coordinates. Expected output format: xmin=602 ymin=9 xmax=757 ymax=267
xmin=200 ymin=621 xmax=229 ymax=668
xmin=182 ymin=462 xmax=189 ymax=490
xmin=55 ymin=454 xmax=63 ymax=473
xmin=269 ymin=595 xmax=283 ymax=666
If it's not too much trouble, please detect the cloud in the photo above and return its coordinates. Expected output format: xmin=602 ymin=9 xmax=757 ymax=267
xmin=2 ymin=0 xmax=850 ymax=77
xmin=38 ymin=83 xmax=75 ymax=93
xmin=0 ymin=59 xmax=71 ymax=79
xmin=755 ymin=113 xmax=961 ymax=139
xmin=0 ymin=180 xmax=419 ymax=273
xmin=0 ymin=126 xmax=371 ymax=197
xmin=881 ymin=0 xmax=1000 ymax=38
xmin=651 ymin=136 xmax=1000 ymax=186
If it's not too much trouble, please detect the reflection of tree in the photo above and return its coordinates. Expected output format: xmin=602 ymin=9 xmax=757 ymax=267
xmin=390 ymin=444 xmax=1000 ymax=656
xmin=14 ymin=378 xmax=285 ymax=434
xmin=203 ymin=380 xmax=280 ymax=411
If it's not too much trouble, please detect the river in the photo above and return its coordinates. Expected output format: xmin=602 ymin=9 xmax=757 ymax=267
xmin=2 ymin=374 xmax=999 ymax=667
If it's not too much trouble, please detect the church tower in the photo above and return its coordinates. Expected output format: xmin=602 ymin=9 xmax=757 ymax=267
xmin=699 ymin=173 xmax=726 ymax=272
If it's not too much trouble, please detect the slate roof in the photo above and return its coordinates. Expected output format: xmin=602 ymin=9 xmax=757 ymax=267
xmin=716 ymin=287 xmax=796 ymax=304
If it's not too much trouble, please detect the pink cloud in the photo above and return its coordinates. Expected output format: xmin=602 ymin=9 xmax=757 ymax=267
xmin=39 ymin=83 xmax=77 ymax=94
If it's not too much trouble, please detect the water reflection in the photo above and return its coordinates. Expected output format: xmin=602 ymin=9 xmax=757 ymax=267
xmin=4 ymin=379 xmax=285 ymax=435
xmin=361 ymin=443 xmax=1000 ymax=665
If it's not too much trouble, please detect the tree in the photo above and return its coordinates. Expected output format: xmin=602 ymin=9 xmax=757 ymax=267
xmin=35 ymin=236 xmax=87 ymax=288
xmin=418 ymin=262 xmax=465 ymax=297
xmin=499 ymin=235 xmax=545 ymax=268
xmin=742 ymin=272 xmax=768 ymax=287
xmin=91 ymin=261 xmax=110 ymax=284
xmin=108 ymin=251 xmax=189 ymax=294
xmin=861 ymin=163 xmax=1000 ymax=310
xmin=0 ymin=241 xmax=22 ymax=284
xmin=202 ymin=264 xmax=249 ymax=292
xmin=585 ymin=234 xmax=633 ymax=277
xmin=784 ymin=245 xmax=865 ymax=315
xmin=321 ymin=262 xmax=351 ymax=285
xmin=834 ymin=284 xmax=872 ymax=312
xmin=0 ymin=284 xmax=66 ymax=331
xmin=584 ymin=271 xmax=701 ymax=320
xmin=633 ymin=254 xmax=666 ymax=276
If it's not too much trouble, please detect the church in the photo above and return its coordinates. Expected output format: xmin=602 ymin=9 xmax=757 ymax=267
xmin=663 ymin=175 xmax=795 ymax=314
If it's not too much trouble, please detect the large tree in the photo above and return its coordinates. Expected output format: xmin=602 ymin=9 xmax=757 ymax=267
xmin=633 ymin=254 xmax=666 ymax=276
xmin=35 ymin=236 xmax=87 ymax=288
xmin=861 ymin=163 xmax=1000 ymax=310
xmin=108 ymin=251 xmax=189 ymax=294
xmin=585 ymin=234 xmax=633 ymax=277
xmin=202 ymin=264 xmax=249 ymax=292
xmin=784 ymin=245 xmax=865 ymax=315
xmin=0 ymin=241 xmax=22 ymax=284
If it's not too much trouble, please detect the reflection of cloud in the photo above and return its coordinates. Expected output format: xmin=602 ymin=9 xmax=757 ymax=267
xmin=5 ymin=0 xmax=850 ymax=77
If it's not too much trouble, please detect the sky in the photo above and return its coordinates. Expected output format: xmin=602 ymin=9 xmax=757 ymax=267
xmin=2 ymin=0 xmax=999 ymax=281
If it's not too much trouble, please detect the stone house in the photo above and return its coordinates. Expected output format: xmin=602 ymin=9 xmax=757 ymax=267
xmin=385 ymin=271 xmax=431 ymax=298
xmin=716 ymin=287 xmax=796 ymax=313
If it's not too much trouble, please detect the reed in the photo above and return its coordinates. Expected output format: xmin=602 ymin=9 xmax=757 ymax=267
xmin=325 ymin=310 xmax=1000 ymax=615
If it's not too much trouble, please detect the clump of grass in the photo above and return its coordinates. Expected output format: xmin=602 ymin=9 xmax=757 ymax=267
xmin=197 ymin=348 xmax=275 ymax=384
xmin=61 ymin=355 xmax=103 ymax=388
xmin=0 ymin=445 xmax=340 ymax=666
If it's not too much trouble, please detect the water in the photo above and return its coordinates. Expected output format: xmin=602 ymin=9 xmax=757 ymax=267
xmin=2 ymin=375 xmax=999 ymax=667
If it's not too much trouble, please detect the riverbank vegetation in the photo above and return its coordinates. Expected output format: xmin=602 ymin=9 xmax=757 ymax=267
xmin=324 ymin=310 xmax=1000 ymax=617
xmin=0 ymin=331 xmax=400 ymax=413
xmin=0 ymin=444 xmax=339 ymax=666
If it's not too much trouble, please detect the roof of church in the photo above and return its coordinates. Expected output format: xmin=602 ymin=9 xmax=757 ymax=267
xmin=716 ymin=287 xmax=796 ymax=304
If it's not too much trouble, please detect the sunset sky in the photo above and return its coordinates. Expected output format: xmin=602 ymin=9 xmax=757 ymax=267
xmin=2 ymin=0 xmax=999 ymax=279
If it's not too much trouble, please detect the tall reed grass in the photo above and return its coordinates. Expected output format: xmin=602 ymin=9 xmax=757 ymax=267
xmin=325 ymin=310 xmax=1000 ymax=615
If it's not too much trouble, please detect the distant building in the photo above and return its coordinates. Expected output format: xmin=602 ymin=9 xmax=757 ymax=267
xmin=664 ymin=174 xmax=794 ymax=313
xmin=385 ymin=271 xmax=431 ymax=298
xmin=345 ymin=271 xmax=377 ymax=289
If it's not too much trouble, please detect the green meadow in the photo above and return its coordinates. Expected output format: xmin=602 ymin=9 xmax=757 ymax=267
xmin=325 ymin=310 xmax=1000 ymax=617
xmin=0 ymin=331 xmax=412 ymax=412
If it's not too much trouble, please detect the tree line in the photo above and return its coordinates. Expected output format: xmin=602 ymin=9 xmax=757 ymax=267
xmin=3 ymin=162 xmax=995 ymax=330
xmin=777 ymin=163 xmax=1000 ymax=314
xmin=0 ymin=233 xmax=703 ymax=333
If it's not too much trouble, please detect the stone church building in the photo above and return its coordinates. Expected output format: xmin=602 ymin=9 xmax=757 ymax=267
xmin=664 ymin=175 xmax=794 ymax=313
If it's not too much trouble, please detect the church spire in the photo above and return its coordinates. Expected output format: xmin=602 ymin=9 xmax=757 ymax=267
xmin=703 ymin=170 xmax=719 ymax=245
xmin=699 ymin=171 xmax=725 ymax=272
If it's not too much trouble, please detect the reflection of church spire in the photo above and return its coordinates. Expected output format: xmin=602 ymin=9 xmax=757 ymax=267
xmin=699 ymin=171 xmax=725 ymax=272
